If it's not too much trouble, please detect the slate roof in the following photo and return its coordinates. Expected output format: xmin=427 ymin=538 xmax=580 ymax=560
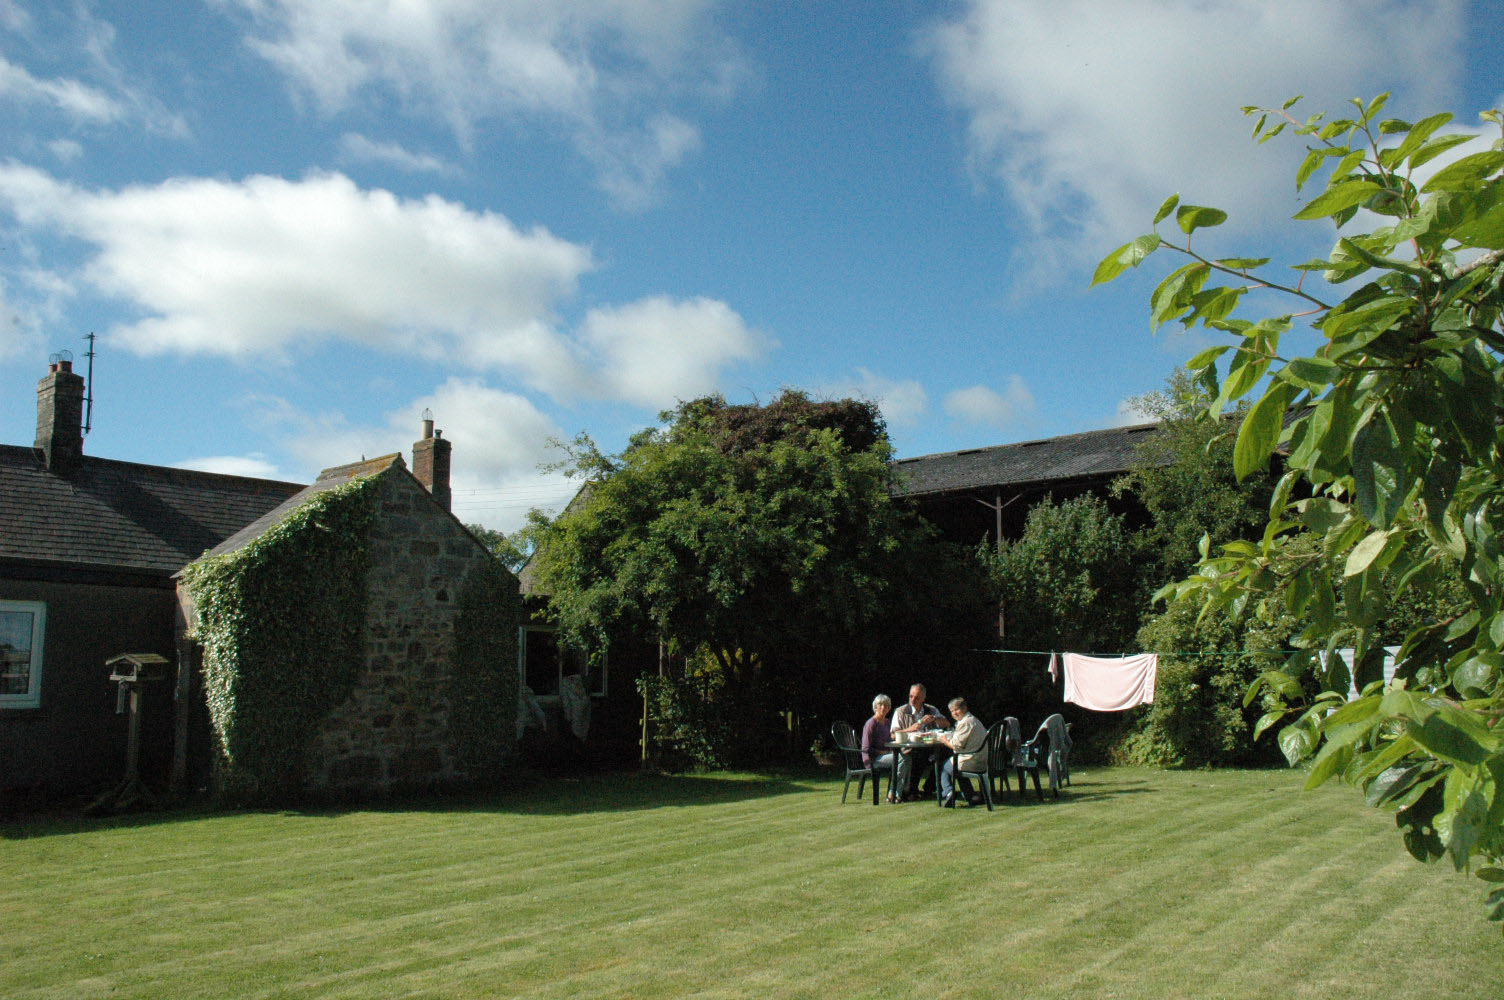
xmin=201 ymin=453 xmax=404 ymax=561
xmin=890 ymin=421 xmax=1164 ymax=499
xmin=517 ymin=480 xmax=593 ymax=597
xmin=0 ymin=444 xmax=305 ymax=577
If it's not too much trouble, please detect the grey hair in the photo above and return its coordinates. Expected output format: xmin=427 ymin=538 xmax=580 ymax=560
xmin=948 ymin=697 xmax=968 ymax=713
xmin=873 ymin=693 xmax=892 ymax=712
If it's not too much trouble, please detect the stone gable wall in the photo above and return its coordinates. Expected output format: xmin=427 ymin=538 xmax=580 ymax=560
xmin=310 ymin=469 xmax=510 ymax=793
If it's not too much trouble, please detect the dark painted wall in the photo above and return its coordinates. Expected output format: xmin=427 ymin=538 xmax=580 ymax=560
xmin=904 ymin=477 xmax=1151 ymax=552
xmin=0 ymin=575 xmax=177 ymax=800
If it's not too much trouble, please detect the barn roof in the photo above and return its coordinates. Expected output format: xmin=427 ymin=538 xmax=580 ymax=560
xmin=890 ymin=421 xmax=1164 ymax=499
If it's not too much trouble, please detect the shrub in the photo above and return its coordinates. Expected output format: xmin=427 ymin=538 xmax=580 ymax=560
xmin=1116 ymin=598 xmax=1289 ymax=768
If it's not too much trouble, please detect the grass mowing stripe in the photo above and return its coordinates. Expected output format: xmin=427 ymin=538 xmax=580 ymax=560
xmin=1048 ymin=803 xmax=1364 ymax=996
xmin=272 ymin=795 xmax=937 ymax=998
xmin=2 ymin=768 xmax=1493 ymax=1000
xmin=25 ymin=798 xmax=835 ymax=997
xmin=0 ymin=781 xmax=1341 ymax=992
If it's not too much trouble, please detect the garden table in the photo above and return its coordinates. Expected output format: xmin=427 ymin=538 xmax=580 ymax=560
xmin=882 ymin=738 xmax=952 ymax=804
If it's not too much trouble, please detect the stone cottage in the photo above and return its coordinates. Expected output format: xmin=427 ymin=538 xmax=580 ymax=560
xmin=178 ymin=421 xmax=521 ymax=799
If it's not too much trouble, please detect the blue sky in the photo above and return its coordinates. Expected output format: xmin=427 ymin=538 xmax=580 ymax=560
xmin=2 ymin=1 xmax=1501 ymax=530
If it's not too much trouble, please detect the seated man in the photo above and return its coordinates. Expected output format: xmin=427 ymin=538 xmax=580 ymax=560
xmin=937 ymin=697 xmax=987 ymax=807
xmin=890 ymin=683 xmax=950 ymax=799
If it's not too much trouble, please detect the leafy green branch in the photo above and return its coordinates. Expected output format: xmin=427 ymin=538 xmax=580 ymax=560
xmin=1097 ymin=94 xmax=1504 ymax=931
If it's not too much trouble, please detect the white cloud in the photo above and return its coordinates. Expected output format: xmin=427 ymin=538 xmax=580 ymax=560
xmin=46 ymin=139 xmax=82 ymax=163
xmin=337 ymin=133 xmax=454 ymax=175
xmin=924 ymin=1 xmax=1464 ymax=273
xmin=580 ymin=295 xmax=766 ymax=408
xmin=0 ymin=164 xmax=761 ymax=408
xmin=817 ymin=367 xmax=929 ymax=428
xmin=943 ymin=376 xmax=1036 ymax=428
xmin=173 ymin=453 xmax=287 ymax=479
xmin=0 ymin=165 xmax=589 ymax=380
xmin=0 ymin=8 xmax=187 ymax=136
xmin=257 ymin=378 xmax=576 ymax=531
xmin=0 ymin=255 xmax=66 ymax=360
xmin=859 ymin=368 xmax=929 ymax=428
xmin=225 ymin=0 xmax=744 ymax=208
xmin=408 ymin=378 xmax=566 ymax=491
xmin=0 ymin=54 xmax=126 ymax=122
xmin=0 ymin=276 xmax=39 ymax=359
xmin=0 ymin=2 xmax=28 ymax=33
xmin=587 ymin=112 xmax=703 ymax=212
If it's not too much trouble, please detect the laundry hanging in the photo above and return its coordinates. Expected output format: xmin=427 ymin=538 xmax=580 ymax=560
xmin=1322 ymin=646 xmax=1400 ymax=700
xmin=1062 ymin=652 xmax=1157 ymax=711
xmin=1047 ymin=651 xmax=1059 ymax=684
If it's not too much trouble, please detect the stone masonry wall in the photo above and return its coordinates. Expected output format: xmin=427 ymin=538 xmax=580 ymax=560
xmin=309 ymin=469 xmax=502 ymax=793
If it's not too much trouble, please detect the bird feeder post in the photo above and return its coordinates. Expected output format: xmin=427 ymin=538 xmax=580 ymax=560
xmin=87 ymin=653 xmax=169 ymax=815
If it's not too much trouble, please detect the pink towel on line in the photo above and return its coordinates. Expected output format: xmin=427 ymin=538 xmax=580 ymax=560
xmin=1047 ymin=651 xmax=1059 ymax=683
xmin=1062 ymin=652 xmax=1157 ymax=711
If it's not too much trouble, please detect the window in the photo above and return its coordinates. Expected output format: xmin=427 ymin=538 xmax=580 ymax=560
xmin=0 ymin=600 xmax=45 ymax=709
xmin=521 ymin=626 xmax=559 ymax=696
xmin=519 ymin=626 xmax=606 ymax=698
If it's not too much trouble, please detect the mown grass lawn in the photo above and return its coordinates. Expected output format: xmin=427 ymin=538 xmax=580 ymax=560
xmin=1 ymin=766 xmax=1492 ymax=999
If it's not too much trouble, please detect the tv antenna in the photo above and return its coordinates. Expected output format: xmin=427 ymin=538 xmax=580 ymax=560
xmin=83 ymin=332 xmax=96 ymax=435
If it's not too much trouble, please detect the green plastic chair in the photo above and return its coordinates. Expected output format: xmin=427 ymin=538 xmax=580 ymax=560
xmin=1004 ymin=716 xmax=1044 ymax=801
xmin=831 ymin=721 xmax=890 ymax=805
xmin=1022 ymin=714 xmax=1072 ymax=797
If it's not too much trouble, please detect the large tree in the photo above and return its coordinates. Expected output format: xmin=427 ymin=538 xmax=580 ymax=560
xmin=1112 ymin=370 xmax=1277 ymax=593
xmin=1096 ymin=95 xmax=1504 ymax=928
xmin=531 ymin=391 xmax=994 ymax=763
xmin=1106 ymin=374 xmax=1284 ymax=767
xmin=463 ymin=523 xmax=533 ymax=574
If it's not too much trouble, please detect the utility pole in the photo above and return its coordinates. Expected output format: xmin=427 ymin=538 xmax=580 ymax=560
xmin=972 ymin=490 xmax=1022 ymax=637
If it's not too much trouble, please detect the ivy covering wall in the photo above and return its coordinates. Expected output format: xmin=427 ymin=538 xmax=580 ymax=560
xmin=447 ymin=556 xmax=521 ymax=781
xmin=180 ymin=478 xmax=378 ymax=802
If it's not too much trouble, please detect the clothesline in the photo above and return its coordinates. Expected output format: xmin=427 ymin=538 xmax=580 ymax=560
xmin=980 ymin=647 xmax=1304 ymax=658
xmin=985 ymin=646 xmax=1384 ymax=712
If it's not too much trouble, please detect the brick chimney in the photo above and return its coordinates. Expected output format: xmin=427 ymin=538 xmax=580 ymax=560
xmin=36 ymin=357 xmax=85 ymax=475
xmin=412 ymin=414 xmax=451 ymax=511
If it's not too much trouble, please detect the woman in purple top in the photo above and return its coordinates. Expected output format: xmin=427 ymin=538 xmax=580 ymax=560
xmin=861 ymin=693 xmax=899 ymax=803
